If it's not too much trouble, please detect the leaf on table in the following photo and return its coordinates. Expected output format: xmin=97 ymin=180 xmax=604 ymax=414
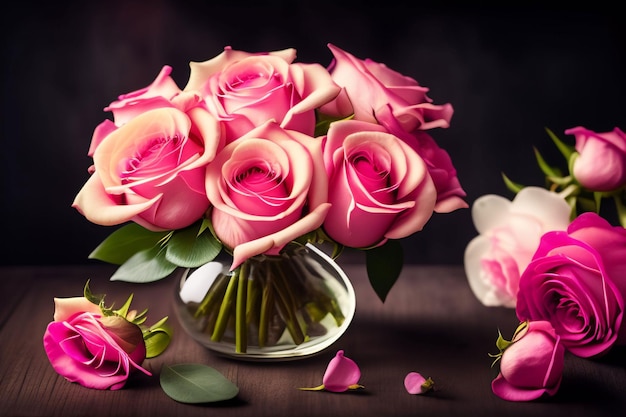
xmin=160 ymin=364 xmax=239 ymax=404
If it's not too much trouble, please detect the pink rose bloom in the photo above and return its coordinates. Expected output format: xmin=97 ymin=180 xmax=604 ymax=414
xmin=322 ymin=350 xmax=361 ymax=392
xmin=320 ymin=43 xmax=453 ymax=133
xmin=88 ymin=65 xmax=196 ymax=156
xmin=185 ymin=46 xmax=341 ymax=143
xmin=73 ymin=106 xmax=223 ymax=231
xmin=43 ymin=297 xmax=150 ymax=390
xmin=464 ymin=187 xmax=571 ymax=307
xmin=492 ymin=321 xmax=565 ymax=402
xmin=516 ymin=212 xmax=626 ymax=358
xmin=376 ymin=104 xmax=467 ymax=213
xmin=205 ymin=120 xmax=330 ymax=270
xmin=321 ymin=120 xmax=437 ymax=248
xmin=567 ymin=126 xmax=626 ymax=192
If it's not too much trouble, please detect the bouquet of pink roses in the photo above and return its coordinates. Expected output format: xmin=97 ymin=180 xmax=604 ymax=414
xmin=72 ymin=44 xmax=466 ymax=352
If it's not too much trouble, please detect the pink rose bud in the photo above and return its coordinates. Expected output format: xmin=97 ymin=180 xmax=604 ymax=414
xmin=567 ymin=126 xmax=626 ymax=192
xmin=43 ymin=297 xmax=150 ymax=390
xmin=492 ymin=321 xmax=565 ymax=401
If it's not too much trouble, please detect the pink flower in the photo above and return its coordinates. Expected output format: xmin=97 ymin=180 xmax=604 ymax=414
xmin=321 ymin=119 xmax=437 ymax=248
xmin=464 ymin=187 xmax=571 ymax=307
xmin=322 ymin=350 xmax=362 ymax=392
xmin=516 ymin=212 xmax=626 ymax=357
xmin=492 ymin=321 xmax=565 ymax=402
xmin=567 ymin=126 xmax=626 ymax=192
xmin=185 ymin=46 xmax=341 ymax=143
xmin=205 ymin=120 xmax=330 ymax=269
xmin=320 ymin=43 xmax=453 ymax=133
xmin=43 ymin=297 xmax=150 ymax=390
xmin=376 ymin=105 xmax=467 ymax=213
xmin=87 ymin=65 xmax=192 ymax=156
xmin=73 ymin=107 xmax=223 ymax=231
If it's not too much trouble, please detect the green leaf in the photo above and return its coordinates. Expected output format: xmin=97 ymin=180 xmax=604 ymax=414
xmin=160 ymin=364 xmax=239 ymax=404
xmin=143 ymin=317 xmax=173 ymax=358
xmin=166 ymin=225 xmax=222 ymax=268
xmin=89 ymin=223 xmax=170 ymax=265
xmin=110 ymin=246 xmax=177 ymax=283
xmin=365 ymin=239 xmax=403 ymax=302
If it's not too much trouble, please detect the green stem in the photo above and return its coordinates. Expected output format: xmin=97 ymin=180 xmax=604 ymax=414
xmin=271 ymin=260 xmax=305 ymax=345
xmin=258 ymin=266 xmax=274 ymax=347
xmin=211 ymin=267 xmax=239 ymax=342
xmin=235 ymin=262 xmax=249 ymax=353
xmin=194 ymin=273 xmax=229 ymax=319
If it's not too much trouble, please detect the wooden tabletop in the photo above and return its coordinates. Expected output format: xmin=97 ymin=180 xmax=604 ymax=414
xmin=1 ymin=263 xmax=624 ymax=417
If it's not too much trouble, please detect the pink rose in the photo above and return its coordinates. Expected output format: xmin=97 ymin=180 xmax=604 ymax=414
xmin=321 ymin=119 xmax=437 ymax=248
xmin=185 ymin=46 xmax=341 ymax=143
xmin=492 ymin=321 xmax=565 ymax=402
xmin=73 ymin=106 xmax=223 ymax=231
xmin=376 ymin=105 xmax=467 ymax=213
xmin=320 ymin=43 xmax=454 ymax=133
xmin=43 ymin=297 xmax=149 ymax=390
xmin=516 ymin=212 xmax=626 ymax=358
xmin=567 ymin=126 xmax=626 ymax=192
xmin=464 ymin=187 xmax=571 ymax=307
xmin=88 ymin=65 xmax=194 ymax=156
xmin=205 ymin=120 xmax=330 ymax=269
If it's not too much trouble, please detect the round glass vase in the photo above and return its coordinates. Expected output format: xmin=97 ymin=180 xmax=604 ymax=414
xmin=173 ymin=242 xmax=356 ymax=361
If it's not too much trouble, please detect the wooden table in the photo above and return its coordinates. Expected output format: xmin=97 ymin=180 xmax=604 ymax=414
xmin=1 ymin=263 xmax=624 ymax=417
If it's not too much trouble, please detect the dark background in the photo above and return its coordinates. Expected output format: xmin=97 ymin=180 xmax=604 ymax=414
xmin=2 ymin=1 xmax=624 ymax=266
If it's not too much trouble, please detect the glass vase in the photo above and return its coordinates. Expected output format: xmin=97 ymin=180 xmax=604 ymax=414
xmin=173 ymin=242 xmax=356 ymax=361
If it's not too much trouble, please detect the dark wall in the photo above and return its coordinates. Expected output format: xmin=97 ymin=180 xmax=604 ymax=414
xmin=2 ymin=1 xmax=624 ymax=266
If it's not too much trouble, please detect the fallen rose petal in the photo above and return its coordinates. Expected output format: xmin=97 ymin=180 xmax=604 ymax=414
xmin=404 ymin=372 xmax=435 ymax=394
xmin=322 ymin=350 xmax=362 ymax=392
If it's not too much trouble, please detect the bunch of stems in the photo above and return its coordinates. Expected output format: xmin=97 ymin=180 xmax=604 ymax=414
xmin=190 ymin=246 xmax=346 ymax=353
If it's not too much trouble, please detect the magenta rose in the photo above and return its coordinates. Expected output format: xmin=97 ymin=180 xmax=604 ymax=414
xmin=516 ymin=212 xmax=626 ymax=358
xmin=184 ymin=46 xmax=340 ymax=143
xmin=43 ymin=297 xmax=149 ymax=390
xmin=567 ymin=126 xmax=626 ymax=192
xmin=319 ymin=43 xmax=453 ymax=133
xmin=73 ymin=106 xmax=223 ymax=231
xmin=205 ymin=120 xmax=330 ymax=270
xmin=321 ymin=119 xmax=437 ymax=248
xmin=492 ymin=321 xmax=565 ymax=402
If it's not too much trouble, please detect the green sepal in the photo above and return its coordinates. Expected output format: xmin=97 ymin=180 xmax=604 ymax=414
xmin=110 ymin=245 xmax=177 ymax=283
xmin=298 ymin=385 xmax=326 ymax=391
xmin=545 ymin=127 xmax=575 ymax=161
xmin=89 ymin=223 xmax=170 ymax=265
xmin=614 ymin=192 xmax=626 ymax=227
xmin=533 ymin=146 xmax=562 ymax=178
xmin=143 ymin=316 xmax=173 ymax=358
xmin=160 ymin=364 xmax=239 ymax=404
xmin=166 ymin=222 xmax=223 ymax=268
xmin=365 ymin=239 xmax=403 ymax=303
xmin=83 ymin=279 xmax=104 ymax=307
xmin=314 ymin=112 xmax=354 ymax=137
xmin=501 ymin=173 xmax=524 ymax=194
